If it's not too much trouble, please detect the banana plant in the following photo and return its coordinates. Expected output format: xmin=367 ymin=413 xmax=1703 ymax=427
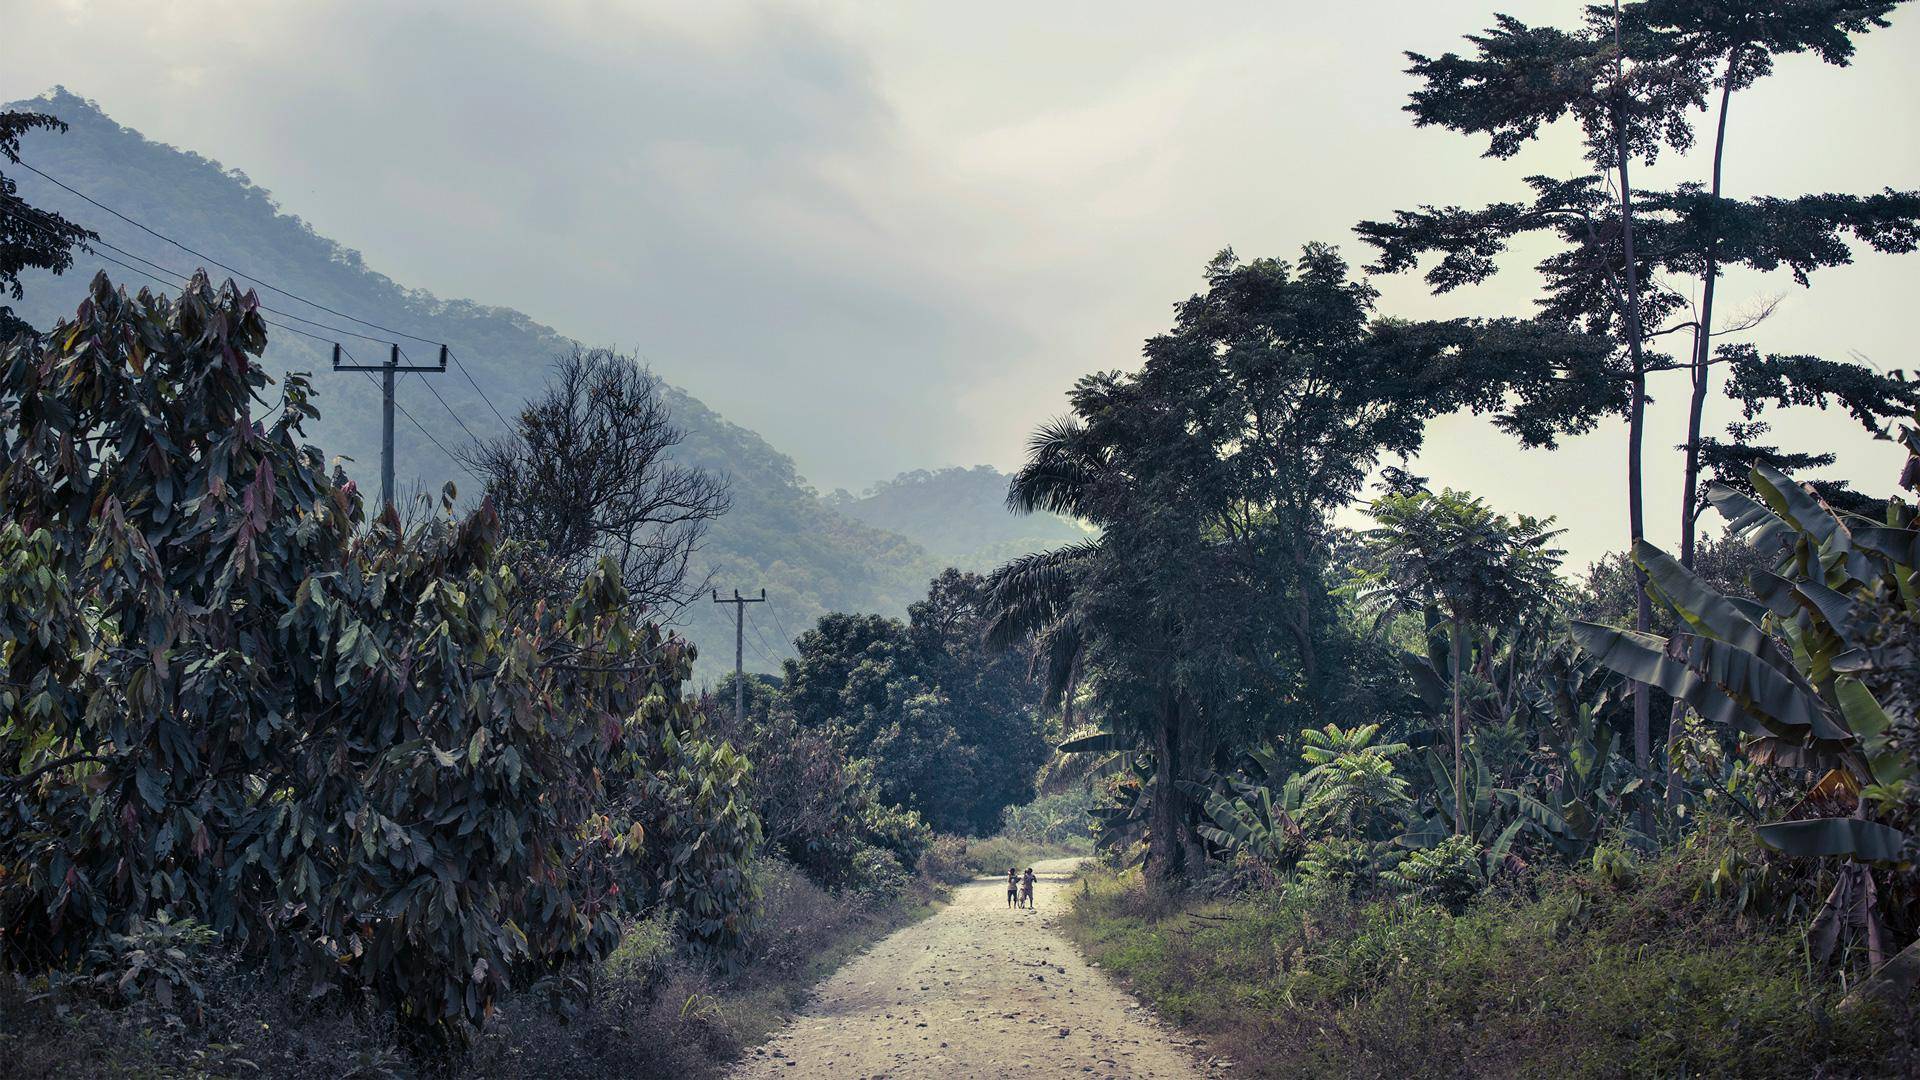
xmin=1180 ymin=770 xmax=1307 ymax=869
xmin=1401 ymin=718 xmax=1634 ymax=868
xmin=1086 ymin=753 xmax=1155 ymax=862
xmin=1572 ymin=459 xmax=1917 ymax=997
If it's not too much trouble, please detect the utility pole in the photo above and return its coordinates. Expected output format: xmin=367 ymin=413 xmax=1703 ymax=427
xmin=331 ymin=343 xmax=449 ymax=512
xmin=712 ymin=587 xmax=766 ymax=726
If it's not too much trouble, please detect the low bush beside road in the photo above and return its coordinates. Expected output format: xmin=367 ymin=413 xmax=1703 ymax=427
xmin=0 ymin=857 xmax=946 ymax=1080
xmin=1062 ymin=827 xmax=1919 ymax=1080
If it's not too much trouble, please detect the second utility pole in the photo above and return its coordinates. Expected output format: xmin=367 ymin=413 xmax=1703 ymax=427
xmin=331 ymin=342 xmax=449 ymax=511
xmin=713 ymin=588 xmax=766 ymax=725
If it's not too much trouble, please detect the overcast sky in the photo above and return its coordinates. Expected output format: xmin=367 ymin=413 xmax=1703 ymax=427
xmin=4 ymin=0 xmax=1918 ymax=570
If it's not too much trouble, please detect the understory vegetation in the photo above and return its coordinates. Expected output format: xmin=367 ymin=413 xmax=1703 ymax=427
xmin=0 ymin=272 xmax=1016 ymax=1076
xmin=1067 ymin=829 xmax=1916 ymax=1079
xmin=0 ymin=857 xmax=948 ymax=1080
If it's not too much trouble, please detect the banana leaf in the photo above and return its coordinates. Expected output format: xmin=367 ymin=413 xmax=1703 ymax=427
xmin=1755 ymin=818 xmax=1908 ymax=862
xmin=1569 ymin=623 xmax=1785 ymax=744
xmin=1850 ymin=525 xmax=1920 ymax=567
xmin=1781 ymin=577 xmax=1866 ymax=648
xmin=1705 ymin=483 xmax=1794 ymax=556
xmin=1668 ymin=632 xmax=1853 ymax=745
xmin=1753 ymin=465 xmax=1844 ymax=551
xmin=1634 ymin=540 xmax=1767 ymax=653
xmin=1487 ymin=816 xmax=1527 ymax=866
xmin=1399 ymin=649 xmax=1448 ymax=710
xmin=1829 ymin=679 xmax=1915 ymax=792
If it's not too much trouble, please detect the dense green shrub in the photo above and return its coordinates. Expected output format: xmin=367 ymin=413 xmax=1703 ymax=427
xmin=0 ymin=274 xmax=759 ymax=1044
xmin=1383 ymin=834 xmax=1486 ymax=911
xmin=999 ymin=786 xmax=1095 ymax=848
xmin=1065 ymin=829 xmax=1916 ymax=1079
xmin=706 ymin=675 xmax=930 ymax=896
xmin=916 ymin=834 xmax=974 ymax=885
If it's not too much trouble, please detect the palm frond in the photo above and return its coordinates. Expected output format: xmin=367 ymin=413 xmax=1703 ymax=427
xmin=1008 ymin=416 xmax=1097 ymax=517
xmin=982 ymin=539 xmax=1102 ymax=648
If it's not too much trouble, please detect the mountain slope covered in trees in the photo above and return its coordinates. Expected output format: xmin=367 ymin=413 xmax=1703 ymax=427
xmin=826 ymin=465 xmax=1088 ymax=570
xmin=1 ymin=88 xmax=983 ymax=679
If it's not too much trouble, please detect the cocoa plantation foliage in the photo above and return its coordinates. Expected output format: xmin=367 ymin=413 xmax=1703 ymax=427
xmin=0 ymin=273 xmax=760 ymax=1044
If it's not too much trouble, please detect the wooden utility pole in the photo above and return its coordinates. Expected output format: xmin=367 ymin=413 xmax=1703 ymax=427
xmin=331 ymin=342 xmax=449 ymax=511
xmin=712 ymin=587 xmax=766 ymax=725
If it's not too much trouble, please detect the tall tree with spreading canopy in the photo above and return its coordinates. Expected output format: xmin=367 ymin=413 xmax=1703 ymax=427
xmin=1628 ymin=0 xmax=1906 ymax=567
xmin=1357 ymin=0 xmax=1920 ymax=812
xmin=988 ymin=245 xmax=1609 ymax=887
xmin=777 ymin=569 xmax=1049 ymax=836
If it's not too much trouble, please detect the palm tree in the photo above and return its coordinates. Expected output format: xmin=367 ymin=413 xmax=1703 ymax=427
xmin=1354 ymin=486 xmax=1564 ymax=833
xmin=984 ymin=407 xmax=1217 ymax=886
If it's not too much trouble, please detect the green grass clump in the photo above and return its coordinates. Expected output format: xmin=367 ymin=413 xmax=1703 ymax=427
xmin=1064 ymin=834 xmax=1916 ymax=1079
xmin=959 ymin=834 xmax=1092 ymax=878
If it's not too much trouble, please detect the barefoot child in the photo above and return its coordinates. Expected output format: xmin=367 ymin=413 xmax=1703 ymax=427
xmin=1020 ymin=867 xmax=1036 ymax=909
xmin=1007 ymin=867 xmax=1020 ymax=909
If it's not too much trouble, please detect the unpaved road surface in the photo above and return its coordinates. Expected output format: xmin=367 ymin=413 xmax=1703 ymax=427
xmin=730 ymin=858 xmax=1227 ymax=1080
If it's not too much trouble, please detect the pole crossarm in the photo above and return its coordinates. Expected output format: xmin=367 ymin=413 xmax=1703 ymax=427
xmin=713 ymin=588 xmax=768 ymax=726
xmin=330 ymin=343 xmax=449 ymax=372
xmin=328 ymin=344 xmax=451 ymax=511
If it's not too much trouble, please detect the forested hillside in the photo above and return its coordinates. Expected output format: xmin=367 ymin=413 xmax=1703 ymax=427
xmin=3 ymin=88 xmax=942 ymax=679
xmin=827 ymin=465 xmax=1088 ymax=570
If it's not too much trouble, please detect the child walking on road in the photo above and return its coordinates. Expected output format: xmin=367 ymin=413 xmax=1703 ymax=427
xmin=1007 ymin=867 xmax=1020 ymax=909
xmin=1020 ymin=867 xmax=1036 ymax=909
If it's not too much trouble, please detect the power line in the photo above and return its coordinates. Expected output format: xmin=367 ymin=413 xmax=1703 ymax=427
xmin=446 ymin=348 xmax=515 ymax=431
xmin=49 ymin=243 xmax=474 ymax=490
xmin=1 ymin=199 xmax=410 ymax=350
xmin=12 ymin=158 xmax=445 ymax=346
xmin=345 ymin=367 xmax=477 ymax=484
xmin=50 ymin=243 xmax=340 ymax=355
xmin=409 ymin=367 xmax=484 ymax=447
xmin=765 ymin=600 xmax=801 ymax=651
xmin=6 ymin=166 xmax=521 ymax=434
xmin=744 ymin=606 xmax=784 ymax=668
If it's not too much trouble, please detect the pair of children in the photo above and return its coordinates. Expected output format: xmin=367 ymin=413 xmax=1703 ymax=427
xmin=1005 ymin=866 xmax=1036 ymax=909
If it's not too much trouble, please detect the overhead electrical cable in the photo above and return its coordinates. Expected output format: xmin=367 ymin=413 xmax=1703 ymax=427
xmin=7 ymin=163 xmax=520 ymax=432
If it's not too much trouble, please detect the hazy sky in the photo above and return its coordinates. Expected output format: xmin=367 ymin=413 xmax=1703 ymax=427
xmin=3 ymin=0 xmax=1918 ymax=570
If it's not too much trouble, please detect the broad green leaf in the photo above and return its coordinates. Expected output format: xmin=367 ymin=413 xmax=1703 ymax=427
xmin=1633 ymin=540 xmax=1765 ymax=652
xmin=1756 ymin=817 xmax=1907 ymax=863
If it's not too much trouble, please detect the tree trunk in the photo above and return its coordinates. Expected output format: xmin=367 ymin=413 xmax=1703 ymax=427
xmin=1451 ymin=617 xmax=1466 ymax=835
xmin=1144 ymin=689 xmax=1191 ymax=890
xmin=1610 ymin=10 xmax=1654 ymax=834
xmin=1287 ymin=539 xmax=1321 ymax=707
xmin=1669 ymin=51 xmax=1740 ymax=813
xmin=1679 ymin=54 xmax=1738 ymax=570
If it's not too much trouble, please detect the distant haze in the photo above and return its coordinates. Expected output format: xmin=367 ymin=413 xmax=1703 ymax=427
xmin=3 ymin=1 xmax=1917 ymax=571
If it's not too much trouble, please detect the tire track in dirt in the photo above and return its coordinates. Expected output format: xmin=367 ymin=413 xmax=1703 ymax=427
xmin=730 ymin=858 xmax=1228 ymax=1080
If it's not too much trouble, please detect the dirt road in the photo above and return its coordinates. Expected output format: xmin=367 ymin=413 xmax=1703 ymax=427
xmin=729 ymin=858 xmax=1226 ymax=1080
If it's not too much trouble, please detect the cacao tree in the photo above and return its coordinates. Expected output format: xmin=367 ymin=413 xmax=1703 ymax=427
xmin=0 ymin=272 xmax=759 ymax=1044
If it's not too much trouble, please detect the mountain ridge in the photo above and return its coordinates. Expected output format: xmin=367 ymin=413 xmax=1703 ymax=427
xmin=5 ymin=87 xmax=967 ymax=679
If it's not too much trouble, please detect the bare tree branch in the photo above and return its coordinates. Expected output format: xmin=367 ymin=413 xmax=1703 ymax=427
xmin=459 ymin=346 xmax=731 ymax=618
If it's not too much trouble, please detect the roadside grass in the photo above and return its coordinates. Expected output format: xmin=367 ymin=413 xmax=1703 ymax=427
xmin=959 ymin=835 xmax=1092 ymax=878
xmin=1063 ymin=840 xmax=1919 ymax=1079
xmin=0 ymin=858 xmax=941 ymax=1080
xmin=469 ymin=857 xmax=943 ymax=1078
